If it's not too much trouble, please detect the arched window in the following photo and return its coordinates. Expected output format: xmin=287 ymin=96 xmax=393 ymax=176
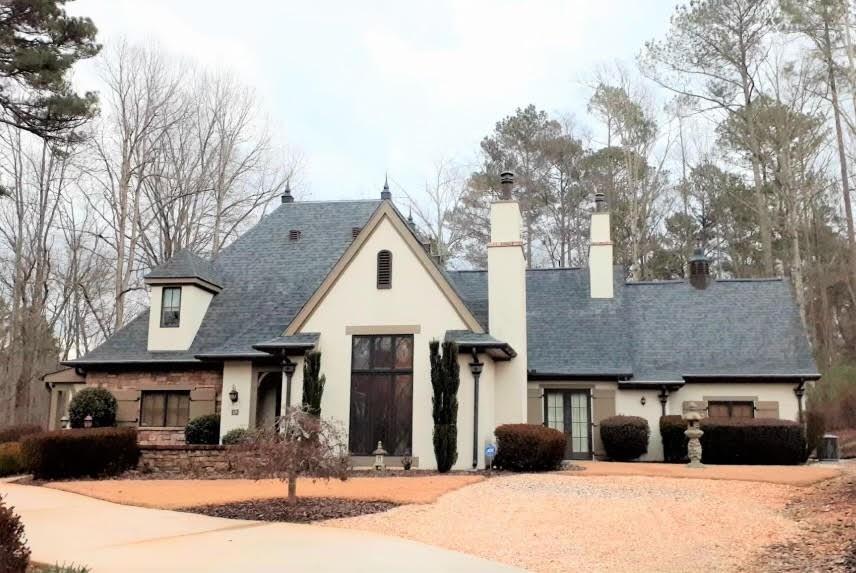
xmin=377 ymin=250 xmax=392 ymax=289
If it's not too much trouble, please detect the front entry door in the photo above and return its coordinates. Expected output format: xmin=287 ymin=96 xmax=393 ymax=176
xmin=545 ymin=390 xmax=592 ymax=460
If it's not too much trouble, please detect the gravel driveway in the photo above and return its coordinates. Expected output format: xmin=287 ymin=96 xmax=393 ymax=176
xmin=327 ymin=473 xmax=801 ymax=573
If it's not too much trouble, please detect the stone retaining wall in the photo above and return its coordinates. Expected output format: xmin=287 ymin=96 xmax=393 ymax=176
xmin=139 ymin=444 xmax=233 ymax=476
xmin=137 ymin=428 xmax=186 ymax=446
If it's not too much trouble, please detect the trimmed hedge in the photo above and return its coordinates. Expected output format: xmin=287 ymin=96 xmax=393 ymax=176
xmin=68 ymin=387 xmax=117 ymax=428
xmin=658 ymin=416 xmax=807 ymax=465
xmin=0 ymin=424 xmax=41 ymax=445
xmin=600 ymin=415 xmax=649 ymax=461
xmin=221 ymin=428 xmax=250 ymax=445
xmin=0 ymin=444 xmax=25 ymax=477
xmin=660 ymin=415 xmax=688 ymax=463
xmin=185 ymin=415 xmax=220 ymax=445
xmin=21 ymin=428 xmax=139 ymax=480
xmin=493 ymin=424 xmax=566 ymax=471
xmin=0 ymin=496 xmax=30 ymax=573
xmin=700 ymin=418 xmax=806 ymax=465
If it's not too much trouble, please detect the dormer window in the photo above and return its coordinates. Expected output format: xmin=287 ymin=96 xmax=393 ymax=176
xmin=161 ymin=286 xmax=182 ymax=327
xmin=377 ymin=250 xmax=392 ymax=289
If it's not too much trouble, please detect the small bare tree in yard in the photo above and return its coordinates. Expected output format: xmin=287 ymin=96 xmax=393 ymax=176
xmin=232 ymin=408 xmax=349 ymax=504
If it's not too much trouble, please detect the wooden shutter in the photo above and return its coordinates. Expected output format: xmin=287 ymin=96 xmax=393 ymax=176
xmin=591 ymin=388 xmax=616 ymax=458
xmin=755 ymin=401 xmax=780 ymax=419
xmin=377 ymin=250 xmax=392 ymax=289
xmin=189 ymin=387 xmax=217 ymax=420
xmin=114 ymin=389 xmax=141 ymax=426
xmin=527 ymin=387 xmax=543 ymax=424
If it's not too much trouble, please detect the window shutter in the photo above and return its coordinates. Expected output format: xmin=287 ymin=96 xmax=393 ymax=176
xmin=377 ymin=250 xmax=392 ymax=289
xmin=113 ymin=389 xmax=141 ymax=425
xmin=591 ymin=389 xmax=616 ymax=458
xmin=755 ymin=401 xmax=780 ymax=419
xmin=189 ymin=387 xmax=217 ymax=420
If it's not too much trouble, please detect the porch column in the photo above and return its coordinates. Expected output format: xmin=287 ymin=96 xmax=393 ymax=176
xmin=658 ymin=385 xmax=669 ymax=417
xmin=281 ymin=355 xmax=296 ymax=410
xmin=469 ymin=350 xmax=484 ymax=469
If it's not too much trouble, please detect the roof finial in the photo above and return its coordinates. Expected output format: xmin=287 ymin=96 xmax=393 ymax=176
xmin=407 ymin=207 xmax=416 ymax=230
xmin=381 ymin=173 xmax=392 ymax=200
xmin=281 ymin=181 xmax=294 ymax=204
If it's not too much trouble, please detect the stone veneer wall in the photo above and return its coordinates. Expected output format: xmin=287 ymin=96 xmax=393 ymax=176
xmin=139 ymin=444 xmax=233 ymax=476
xmin=86 ymin=368 xmax=223 ymax=445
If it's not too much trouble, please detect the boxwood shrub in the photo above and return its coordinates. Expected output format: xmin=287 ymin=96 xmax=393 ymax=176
xmin=0 ymin=496 xmax=30 ymax=573
xmin=600 ymin=415 xmax=649 ymax=461
xmin=221 ymin=428 xmax=250 ymax=445
xmin=493 ymin=424 xmax=566 ymax=471
xmin=68 ymin=387 xmax=117 ymax=428
xmin=0 ymin=424 xmax=42 ymax=445
xmin=700 ymin=418 xmax=806 ymax=465
xmin=21 ymin=428 xmax=139 ymax=480
xmin=659 ymin=415 xmax=688 ymax=463
xmin=0 ymin=444 xmax=25 ymax=477
xmin=185 ymin=414 xmax=220 ymax=445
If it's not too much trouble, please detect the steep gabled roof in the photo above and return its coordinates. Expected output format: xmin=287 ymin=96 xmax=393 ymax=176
xmin=446 ymin=269 xmax=818 ymax=381
xmin=69 ymin=200 xmax=383 ymax=365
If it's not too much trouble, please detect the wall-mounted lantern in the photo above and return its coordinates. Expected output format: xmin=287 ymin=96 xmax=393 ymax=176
xmin=640 ymin=396 xmax=647 ymax=406
xmin=373 ymin=441 xmax=387 ymax=471
xmin=229 ymin=385 xmax=239 ymax=404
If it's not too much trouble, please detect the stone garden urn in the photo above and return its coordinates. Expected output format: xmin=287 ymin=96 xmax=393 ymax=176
xmin=682 ymin=402 xmax=706 ymax=468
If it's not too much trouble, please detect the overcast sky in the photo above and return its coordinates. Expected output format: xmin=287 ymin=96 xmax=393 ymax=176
xmin=68 ymin=0 xmax=679 ymax=206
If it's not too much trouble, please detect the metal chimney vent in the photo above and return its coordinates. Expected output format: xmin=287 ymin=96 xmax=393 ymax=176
xmin=688 ymin=248 xmax=711 ymax=289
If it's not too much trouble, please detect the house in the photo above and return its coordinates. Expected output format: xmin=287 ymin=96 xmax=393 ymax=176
xmin=60 ymin=173 xmax=819 ymax=468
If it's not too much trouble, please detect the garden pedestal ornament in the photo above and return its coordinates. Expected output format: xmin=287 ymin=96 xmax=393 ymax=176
xmin=682 ymin=402 xmax=705 ymax=468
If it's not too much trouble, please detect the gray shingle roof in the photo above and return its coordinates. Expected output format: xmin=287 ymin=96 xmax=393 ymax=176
xmin=446 ymin=268 xmax=818 ymax=381
xmin=70 ymin=200 xmax=382 ymax=365
xmin=145 ymin=249 xmax=223 ymax=288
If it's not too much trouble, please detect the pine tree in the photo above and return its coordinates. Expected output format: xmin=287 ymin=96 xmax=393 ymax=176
xmin=0 ymin=0 xmax=100 ymax=141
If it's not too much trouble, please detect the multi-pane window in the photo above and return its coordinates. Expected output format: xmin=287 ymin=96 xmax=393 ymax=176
xmin=160 ymin=287 xmax=182 ymax=327
xmin=349 ymin=335 xmax=413 ymax=455
xmin=376 ymin=250 xmax=392 ymax=289
xmin=708 ymin=400 xmax=754 ymax=419
xmin=140 ymin=391 xmax=190 ymax=427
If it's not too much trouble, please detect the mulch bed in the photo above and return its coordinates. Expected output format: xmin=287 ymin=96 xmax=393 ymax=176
xmin=740 ymin=466 xmax=856 ymax=573
xmin=179 ymin=496 xmax=399 ymax=523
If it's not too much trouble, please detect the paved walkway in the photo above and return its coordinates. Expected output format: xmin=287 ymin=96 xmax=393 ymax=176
xmin=0 ymin=483 xmax=520 ymax=572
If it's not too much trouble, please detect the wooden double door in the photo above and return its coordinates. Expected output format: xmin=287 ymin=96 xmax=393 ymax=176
xmin=544 ymin=390 xmax=592 ymax=460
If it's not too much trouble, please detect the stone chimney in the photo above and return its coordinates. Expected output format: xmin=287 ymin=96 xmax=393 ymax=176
xmin=488 ymin=170 xmax=527 ymax=425
xmin=589 ymin=191 xmax=613 ymax=299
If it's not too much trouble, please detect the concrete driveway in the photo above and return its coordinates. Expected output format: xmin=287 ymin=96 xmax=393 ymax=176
xmin=0 ymin=483 xmax=521 ymax=573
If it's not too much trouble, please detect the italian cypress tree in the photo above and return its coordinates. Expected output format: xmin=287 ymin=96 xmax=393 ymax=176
xmin=0 ymin=1 xmax=100 ymax=142
xmin=430 ymin=340 xmax=459 ymax=472
xmin=302 ymin=351 xmax=325 ymax=416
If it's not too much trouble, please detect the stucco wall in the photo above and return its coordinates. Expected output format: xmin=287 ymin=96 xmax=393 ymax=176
xmin=615 ymin=389 xmax=663 ymax=461
xmin=668 ymin=383 xmax=801 ymax=421
xmin=147 ymin=284 xmax=214 ymax=351
xmin=299 ymin=215 xmax=495 ymax=470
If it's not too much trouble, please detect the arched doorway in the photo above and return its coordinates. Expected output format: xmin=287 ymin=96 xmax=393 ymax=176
xmin=256 ymin=372 xmax=282 ymax=431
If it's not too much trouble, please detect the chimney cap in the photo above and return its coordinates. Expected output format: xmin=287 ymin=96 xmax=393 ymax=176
xmin=281 ymin=182 xmax=294 ymax=204
xmin=381 ymin=174 xmax=392 ymax=200
xmin=500 ymin=170 xmax=514 ymax=200
xmin=688 ymin=247 xmax=711 ymax=289
xmin=594 ymin=191 xmax=607 ymax=212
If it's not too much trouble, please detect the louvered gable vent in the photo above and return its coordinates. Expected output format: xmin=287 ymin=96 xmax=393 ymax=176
xmin=289 ymin=229 xmax=301 ymax=241
xmin=377 ymin=250 xmax=392 ymax=289
xmin=352 ymin=227 xmax=361 ymax=240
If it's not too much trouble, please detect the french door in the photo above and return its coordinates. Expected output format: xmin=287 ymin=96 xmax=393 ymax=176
xmin=349 ymin=335 xmax=413 ymax=455
xmin=544 ymin=390 xmax=592 ymax=460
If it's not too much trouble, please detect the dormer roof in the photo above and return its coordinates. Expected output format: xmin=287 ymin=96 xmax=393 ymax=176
xmin=145 ymin=250 xmax=223 ymax=292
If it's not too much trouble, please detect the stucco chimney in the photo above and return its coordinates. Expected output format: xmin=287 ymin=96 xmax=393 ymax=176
xmin=488 ymin=171 xmax=527 ymax=425
xmin=589 ymin=191 xmax=613 ymax=299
